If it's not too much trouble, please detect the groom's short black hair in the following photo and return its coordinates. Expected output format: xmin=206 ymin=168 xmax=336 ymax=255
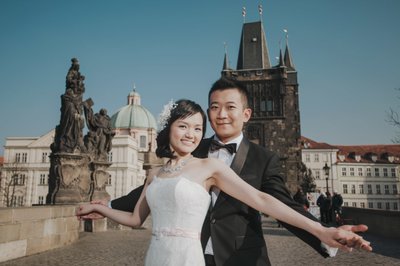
xmin=208 ymin=77 xmax=249 ymax=108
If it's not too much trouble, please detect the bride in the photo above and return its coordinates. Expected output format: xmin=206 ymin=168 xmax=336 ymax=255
xmin=76 ymin=99 xmax=372 ymax=266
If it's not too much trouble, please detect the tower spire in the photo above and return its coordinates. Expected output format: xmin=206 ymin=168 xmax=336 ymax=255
xmin=283 ymin=29 xmax=295 ymax=70
xmin=237 ymin=21 xmax=271 ymax=69
xmin=222 ymin=42 xmax=230 ymax=71
xmin=279 ymin=49 xmax=284 ymax=67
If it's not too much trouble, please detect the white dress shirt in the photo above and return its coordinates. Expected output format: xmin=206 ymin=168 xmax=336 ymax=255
xmin=205 ymin=134 xmax=243 ymax=255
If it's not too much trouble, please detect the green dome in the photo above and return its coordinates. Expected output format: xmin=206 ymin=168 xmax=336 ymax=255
xmin=111 ymin=90 xmax=157 ymax=130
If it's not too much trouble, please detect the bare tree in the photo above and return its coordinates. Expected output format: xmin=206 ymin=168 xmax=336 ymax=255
xmin=387 ymin=88 xmax=400 ymax=143
xmin=0 ymin=160 xmax=27 ymax=207
xmin=299 ymin=162 xmax=316 ymax=193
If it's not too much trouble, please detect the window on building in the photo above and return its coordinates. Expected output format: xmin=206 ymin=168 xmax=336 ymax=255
xmin=106 ymin=175 xmax=112 ymax=186
xmin=374 ymin=168 xmax=379 ymax=177
xmin=266 ymin=99 xmax=273 ymax=113
xmin=394 ymin=202 xmax=398 ymax=210
xmin=351 ymin=184 xmax=356 ymax=194
xmin=376 ymin=184 xmax=381 ymax=194
xmin=383 ymin=168 xmax=388 ymax=177
xmin=39 ymin=174 xmax=46 ymax=185
xmin=38 ymin=196 xmax=44 ymax=205
xmin=360 ymin=202 xmax=365 ymax=208
xmin=22 ymin=153 xmax=27 ymax=163
xmin=17 ymin=196 xmax=24 ymax=206
xmin=16 ymin=174 xmax=25 ymax=185
xmin=358 ymin=168 xmax=363 ymax=176
xmin=305 ymin=154 xmax=310 ymax=162
xmin=368 ymin=202 xmax=373 ymax=209
xmin=315 ymin=170 xmax=320 ymax=180
xmin=108 ymin=152 xmax=113 ymax=162
xmin=344 ymin=202 xmax=349 ymax=207
xmin=260 ymin=100 xmax=266 ymax=112
xmin=352 ymin=202 xmax=357 ymax=207
xmin=350 ymin=168 xmax=355 ymax=176
xmin=343 ymin=184 xmax=348 ymax=194
xmin=15 ymin=153 xmax=21 ymax=162
xmin=42 ymin=152 xmax=48 ymax=163
xmin=140 ymin=136 xmax=146 ymax=148
xmin=393 ymin=185 xmax=398 ymax=195
xmin=367 ymin=184 xmax=372 ymax=194
xmin=314 ymin=154 xmax=319 ymax=162
xmin=377 ymin=202 xmax=382 ymax=209
xmin=385 ymin=202 xmax=390 ymax=210
xmin=366 ymin=168 xmax=371 ymax=176
xmin=359 ymin=184 xmax=364 ymax=194
xmin=391 ymin=168 xmax=396 ymax=177
xmin=341 ymin=167 xmax=346 ymax=176
xmin=384 ymin=185 xmax=389 ymax=195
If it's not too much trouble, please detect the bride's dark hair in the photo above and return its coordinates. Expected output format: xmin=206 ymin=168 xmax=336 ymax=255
xmin=156 ymin=99 xmax=206 ymax=159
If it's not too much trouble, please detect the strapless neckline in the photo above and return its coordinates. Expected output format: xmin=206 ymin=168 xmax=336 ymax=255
xmin=152 ymin=175 xmax=209 ymax=196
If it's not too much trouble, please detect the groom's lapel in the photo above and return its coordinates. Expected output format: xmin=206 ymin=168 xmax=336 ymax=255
xmin=212 ymin=137 xmax=250 ymax=210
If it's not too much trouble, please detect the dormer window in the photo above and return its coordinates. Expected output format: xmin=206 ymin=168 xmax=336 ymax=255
xmin=371 ymin=155 xmax=378 ymax=162
xmin=338 ymin=155 xmax=345 ymax=161
xmin=355 ymin=155 xmax=361 ymax=162
xmin=388 ymin=156 xmax=394 ymax=163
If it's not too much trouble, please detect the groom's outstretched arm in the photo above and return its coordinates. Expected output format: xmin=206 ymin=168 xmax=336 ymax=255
xmin=261 ymin=153 xmax=369 ymax=256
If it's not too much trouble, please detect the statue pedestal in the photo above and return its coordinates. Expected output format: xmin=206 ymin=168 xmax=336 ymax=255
xmin=90 ymin=161 xmax=112 ymax=201
xmin=47 ymin=153 xmax=92 ymax=204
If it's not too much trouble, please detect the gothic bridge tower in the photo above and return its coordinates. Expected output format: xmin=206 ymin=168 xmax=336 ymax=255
xmin=221 ymin=19 xmax=301 ymax=192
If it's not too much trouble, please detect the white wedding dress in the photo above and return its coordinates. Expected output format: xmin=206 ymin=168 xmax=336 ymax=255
xmin=145 ymin=175 xmax=211 ymax=266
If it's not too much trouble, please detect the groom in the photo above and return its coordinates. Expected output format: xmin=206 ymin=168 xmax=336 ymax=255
xmin=84 ymin=78 xmax=368 ymax=266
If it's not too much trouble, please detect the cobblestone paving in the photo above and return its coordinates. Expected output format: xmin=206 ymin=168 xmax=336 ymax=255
xmin=1 ymin=219 xmax=399 ymax=266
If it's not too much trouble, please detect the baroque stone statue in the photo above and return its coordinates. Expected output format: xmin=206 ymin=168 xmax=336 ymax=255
xmin=47 ymin=58 xmax=114 ymax=205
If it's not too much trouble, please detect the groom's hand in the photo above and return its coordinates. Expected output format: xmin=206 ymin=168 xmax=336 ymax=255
xmin=337 ymin=224 xmax=372 ymax=251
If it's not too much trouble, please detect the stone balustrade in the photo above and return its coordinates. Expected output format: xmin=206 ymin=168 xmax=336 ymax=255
xmin=342 ymin=207 xmax=400 ymax=238
xmin=0 ymin=205 xmax=83 ymax=262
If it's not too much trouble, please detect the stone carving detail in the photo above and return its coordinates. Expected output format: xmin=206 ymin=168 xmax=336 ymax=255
xmin=47 ymin=58 xmax=113 ymax=204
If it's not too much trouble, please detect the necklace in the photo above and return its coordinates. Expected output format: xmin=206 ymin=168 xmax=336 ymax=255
xmin=160 ymin=156 xmax=193 ymax=174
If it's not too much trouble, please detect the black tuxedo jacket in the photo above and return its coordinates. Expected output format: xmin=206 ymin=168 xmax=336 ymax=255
xmin=111 ymin=137 xmax=329 ymax=266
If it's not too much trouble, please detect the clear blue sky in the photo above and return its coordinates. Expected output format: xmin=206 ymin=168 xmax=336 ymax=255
xmin=1 ymin=0 xmax=399 ymax=155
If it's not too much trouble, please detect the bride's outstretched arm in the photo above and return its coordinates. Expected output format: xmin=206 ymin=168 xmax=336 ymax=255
xmin=76 ymin=176 xmax=152 ymax=228
xmin=205 ymin=158 xmax=372 ymax=252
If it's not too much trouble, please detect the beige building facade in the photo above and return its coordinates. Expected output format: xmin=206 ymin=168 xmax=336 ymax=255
xmin=301 ymin=137 xmax=400 ymax=211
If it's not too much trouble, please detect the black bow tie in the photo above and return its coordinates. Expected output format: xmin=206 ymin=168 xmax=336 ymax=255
xmin=209 ymin=140 xmax=237 ymax=154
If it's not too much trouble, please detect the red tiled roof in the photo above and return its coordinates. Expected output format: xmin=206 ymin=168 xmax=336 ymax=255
xmin=301 ymin=136 xmax=400 ymax=164
xmin=300 ymin=136 xmax=337 ymax=149
xmin=335 ymin=144 xmax=400 ymax=164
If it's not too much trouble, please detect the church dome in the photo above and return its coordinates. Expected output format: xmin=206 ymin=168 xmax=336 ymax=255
xmin=111 ymin=90 xmax=157 ymax=130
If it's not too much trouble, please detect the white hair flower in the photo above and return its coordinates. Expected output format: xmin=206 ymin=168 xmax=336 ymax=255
xmin=157 ymin=99 xmax=177 ymax=131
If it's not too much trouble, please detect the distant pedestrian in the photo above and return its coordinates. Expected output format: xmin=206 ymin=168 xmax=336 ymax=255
xmin=293 ymin=187 xmax=310 ymax=211
xmin=317 ymin=192 xmax=326 ymax=222
xmin=332 ymin=191 xmax=344 ymax=225
xmin=323 ymin=192 xmax=333 ymax=224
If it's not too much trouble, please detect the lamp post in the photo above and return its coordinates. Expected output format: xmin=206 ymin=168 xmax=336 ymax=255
xmin=323 ymin=163 xmax=330 ymax=194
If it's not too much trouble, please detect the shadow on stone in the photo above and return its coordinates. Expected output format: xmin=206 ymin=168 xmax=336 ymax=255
xmin=362 ymin=233 xmax=400 ymax=259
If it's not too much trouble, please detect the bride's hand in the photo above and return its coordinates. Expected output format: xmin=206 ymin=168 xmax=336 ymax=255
xmin=319 ymin=227 xmax=372 ymax=252
xmin=76 ymin=204 xmax=96 ymax=220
